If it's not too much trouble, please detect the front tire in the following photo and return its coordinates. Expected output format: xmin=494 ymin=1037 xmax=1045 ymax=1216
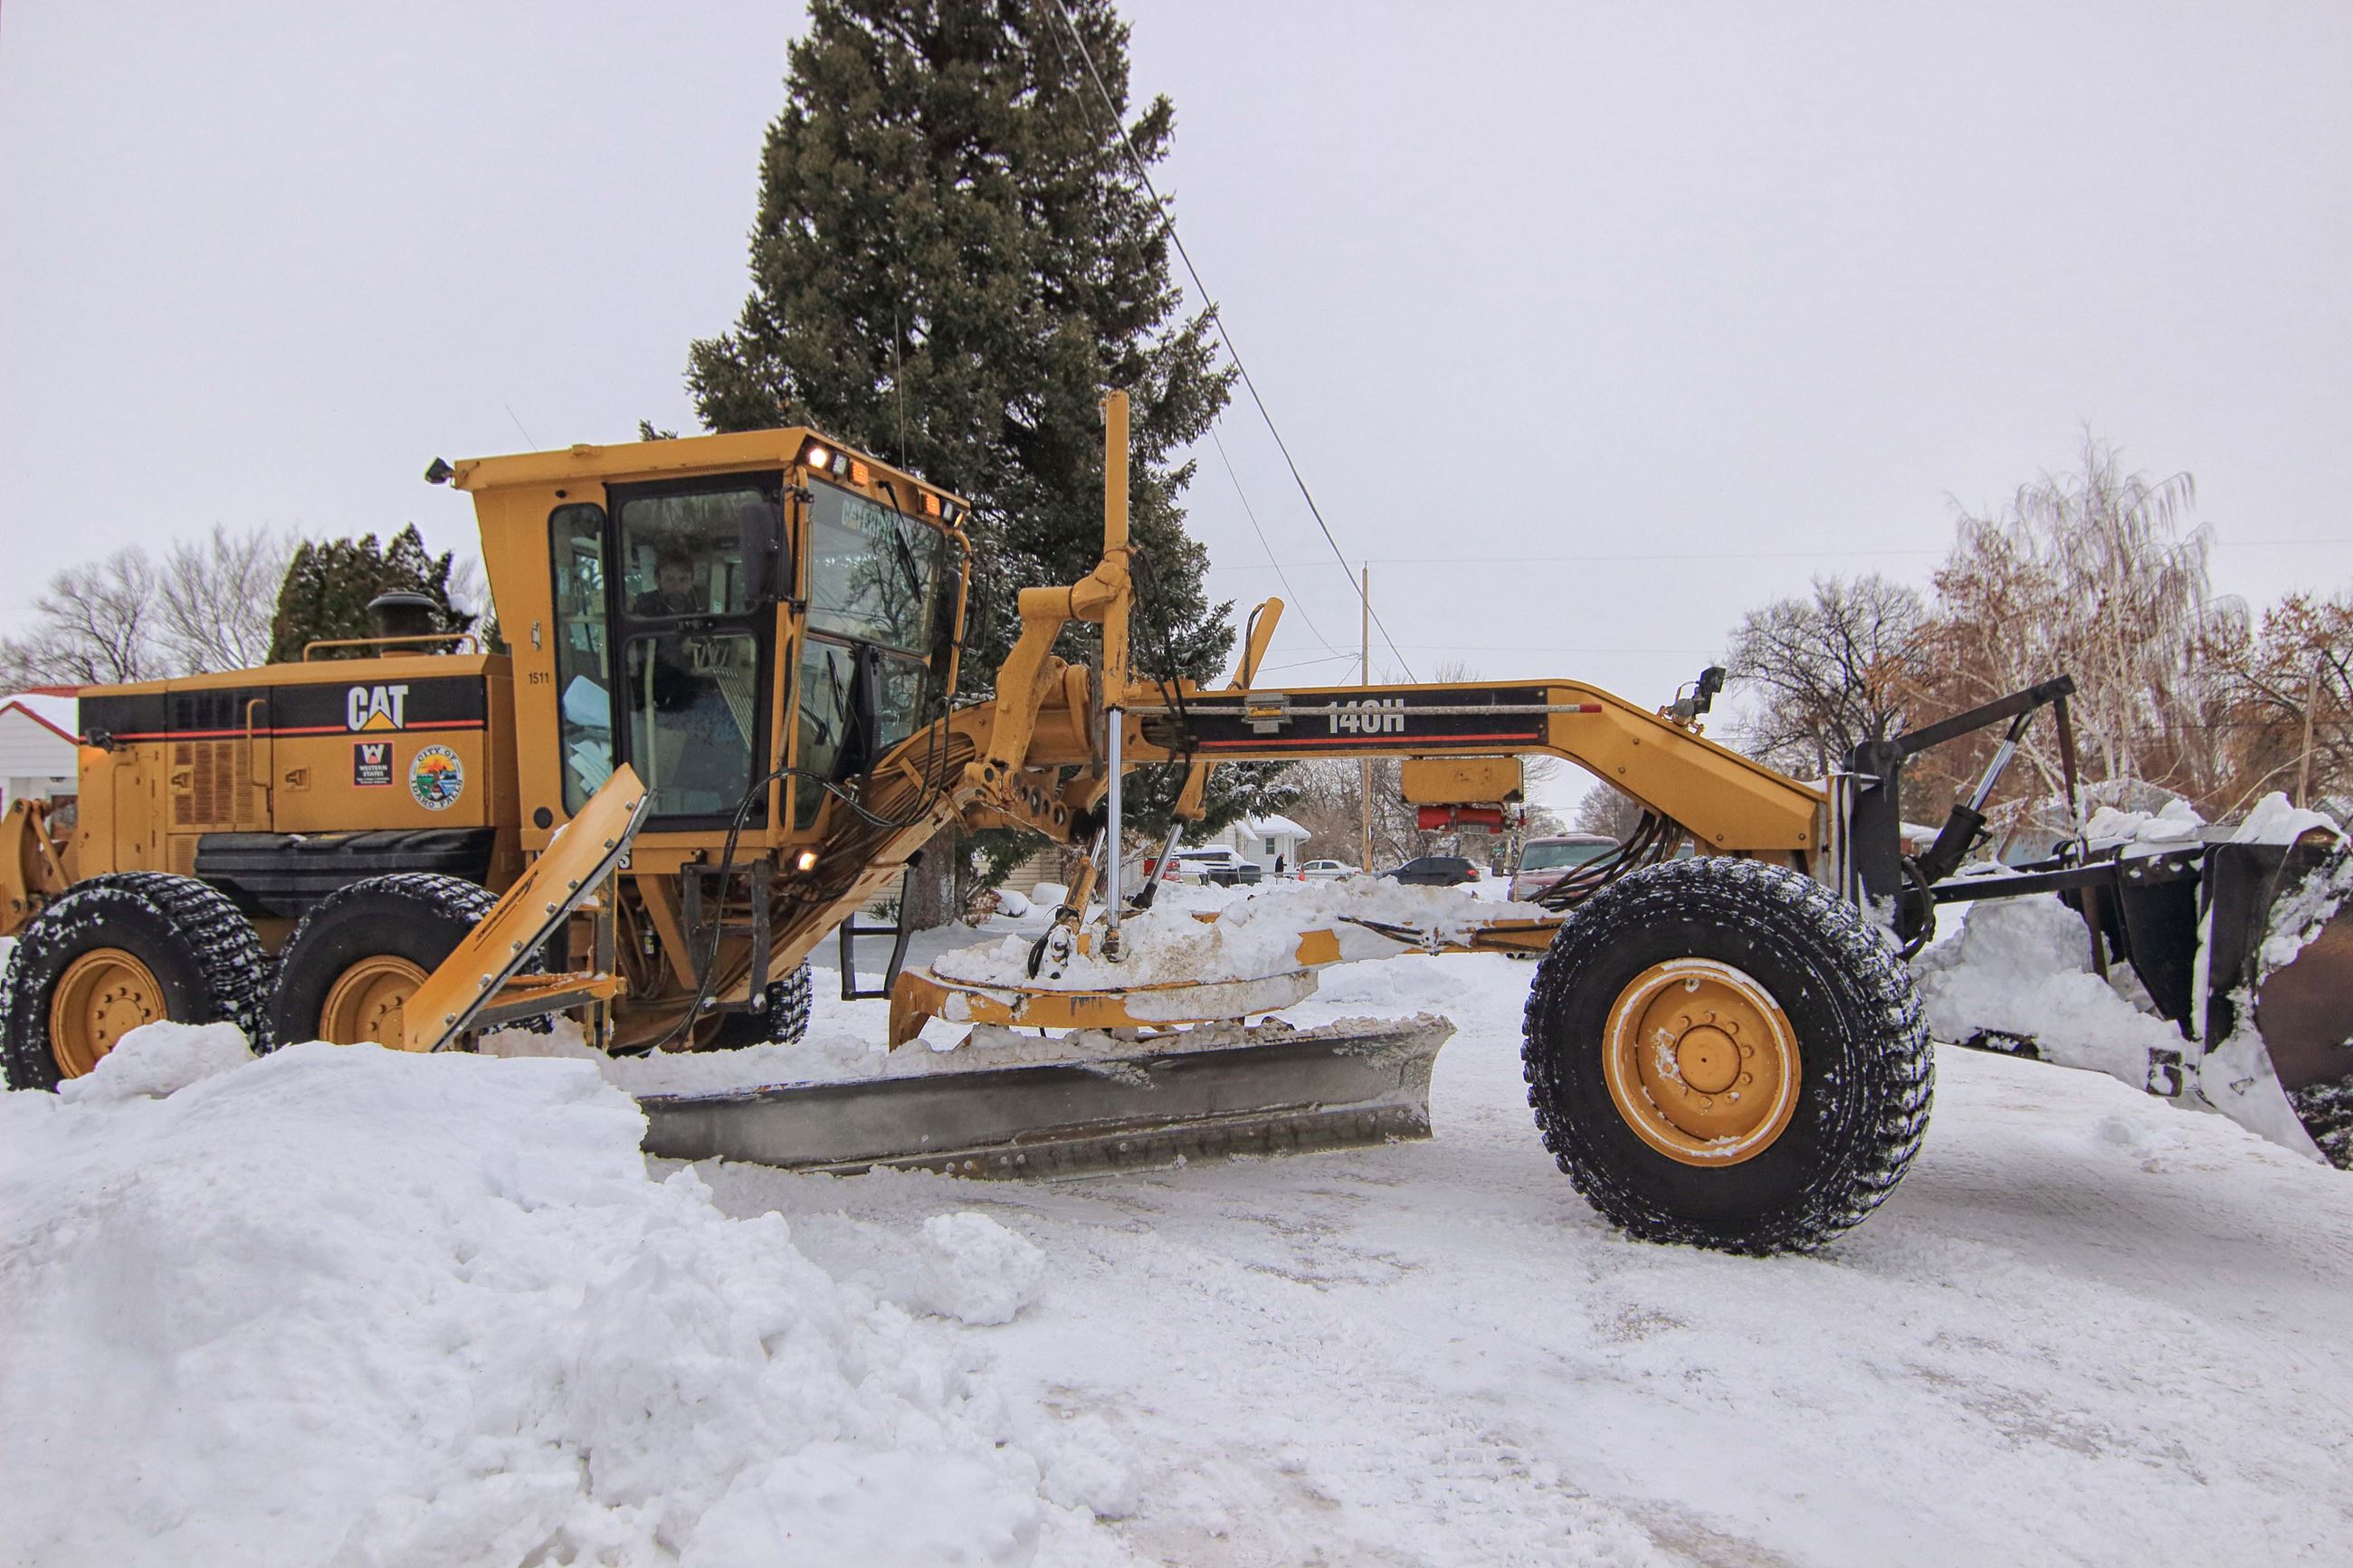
xmin=1521 ymin=858 xmax=1933 ymax=1255
xmin=265 ymin=873 xmax=498 ymax=1050
xmin=2 ymin=873 xmax=269 ymax=1091
xmin=709 ymin=962 xmax=814 ymax=1050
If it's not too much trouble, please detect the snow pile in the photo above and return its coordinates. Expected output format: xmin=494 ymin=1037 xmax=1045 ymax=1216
xmin=55 ymin=1019 xmax=252 ymax=1103
xmin=0 ymin=1039 xmax=1114 ymax=1566
xmin=915 ymin=1212 xmax=1048 ymax=1326
xmin=2081 ymin=796 xmax=2205 ymax=853
xmin=2230 ymin=789 xmax=2346 ymax=849
xmin=1911 ymin=894 xmax=2181 ymax=1082
xmin=929 ymin=876 xmax=1548 ymax=992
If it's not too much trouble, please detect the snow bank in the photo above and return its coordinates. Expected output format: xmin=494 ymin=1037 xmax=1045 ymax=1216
xmin=0 ymin=1041 xmax=1114 ymax=1566
xmin=930 ymin=876 xmax=1548 ymax=991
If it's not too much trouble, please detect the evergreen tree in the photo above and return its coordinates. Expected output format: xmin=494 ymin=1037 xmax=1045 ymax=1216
xmin=687 ymin=0 xmax=1237 ymax=693
xmin=269 ymin=525 xmax=470 ymax=662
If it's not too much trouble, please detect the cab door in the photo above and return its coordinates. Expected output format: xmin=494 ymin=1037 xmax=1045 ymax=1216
xmin=601 ymin=475 xmax=786 ymax=825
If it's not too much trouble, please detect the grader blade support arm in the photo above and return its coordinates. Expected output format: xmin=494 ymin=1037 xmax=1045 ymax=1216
xmin=400 ymin=766 xmax=653 ymax=1053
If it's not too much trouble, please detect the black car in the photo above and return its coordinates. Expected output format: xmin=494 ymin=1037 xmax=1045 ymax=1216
xmin=1384 ymin=855 xmax=1481 ymax=887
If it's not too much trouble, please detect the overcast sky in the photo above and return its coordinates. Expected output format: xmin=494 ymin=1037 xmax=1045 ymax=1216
xmin=5 ymin=1 xmax=2348 ymax=813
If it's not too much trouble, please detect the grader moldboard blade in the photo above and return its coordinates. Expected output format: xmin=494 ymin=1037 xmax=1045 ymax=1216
xmin=636 ymin=1013 xmax=1454 ymax=1177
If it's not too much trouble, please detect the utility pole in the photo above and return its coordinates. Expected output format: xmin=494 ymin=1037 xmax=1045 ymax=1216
xmin=1359 ymin=565 xmax=1373 ymax=872
xmin=2296 ymin=656 xmax=2321 ymax=808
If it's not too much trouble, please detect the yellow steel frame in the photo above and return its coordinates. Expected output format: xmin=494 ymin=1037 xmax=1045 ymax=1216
xmin=20 ymin=397 xmax=1831 ymax=1058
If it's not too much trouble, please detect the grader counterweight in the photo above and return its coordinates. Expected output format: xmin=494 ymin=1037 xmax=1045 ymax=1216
xmin=5 ymin=395 xmax=2348 ymax=1258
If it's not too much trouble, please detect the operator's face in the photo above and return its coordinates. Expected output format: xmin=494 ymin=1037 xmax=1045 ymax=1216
xmin=658 ymin=561 xmax=694 ymax=603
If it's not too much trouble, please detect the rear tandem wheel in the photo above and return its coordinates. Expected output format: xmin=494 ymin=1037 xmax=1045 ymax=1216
xmin=1521 ymin=857 xmax=1934 ymax=1255
xmin=264 ymin=873 xmax=502 ymax=1050
xmin=1 ymin=872 xmax=269 ymax=1091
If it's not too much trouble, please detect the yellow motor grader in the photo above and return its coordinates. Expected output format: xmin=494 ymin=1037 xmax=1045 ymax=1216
xmin=3 ymin=395 xmax=2347 ymax=1255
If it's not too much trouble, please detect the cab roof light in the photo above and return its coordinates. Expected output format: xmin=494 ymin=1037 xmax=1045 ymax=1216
xmin=830 ymin=451 xmax=851 ymax=479
xmin=849 ymin=460 xmax=871 ymax=486
xmin=921 ymin=492 xmax=940 ymax=518
xmin=803 ymin=442 xmax=832 ymax=469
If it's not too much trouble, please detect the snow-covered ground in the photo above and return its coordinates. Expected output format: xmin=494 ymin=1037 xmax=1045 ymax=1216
xmin=6 ymin=873 xmax=2353 ymax=1563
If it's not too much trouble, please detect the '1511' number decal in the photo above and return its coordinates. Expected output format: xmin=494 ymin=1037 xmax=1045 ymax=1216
xmin=1329 ymin=699 xmax=1406 ymax=735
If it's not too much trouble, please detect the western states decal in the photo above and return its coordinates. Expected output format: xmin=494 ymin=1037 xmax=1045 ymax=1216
xmin=353 ymin=741 xmax=393 ymax=787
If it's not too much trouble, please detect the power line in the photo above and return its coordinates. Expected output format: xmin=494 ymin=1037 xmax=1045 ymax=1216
xmin=1256 ymin=651 xmax=1361 ymax=675
xmin=1209 ymin=537 xmax=2353 ymax=573
xmin=1043 ymin=0 xmax=1419 ymax=681
xmin=1207 ymin=426 xmax=1348 ymax=661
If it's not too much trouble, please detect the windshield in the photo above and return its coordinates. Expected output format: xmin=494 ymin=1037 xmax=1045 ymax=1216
xmin=805 ymin=480 xmax=958 ymax=659
xmin=792 ymin=480 xmax=962 ymax=827
xmin=1520 ymin=840 xmax=1616 ymax=870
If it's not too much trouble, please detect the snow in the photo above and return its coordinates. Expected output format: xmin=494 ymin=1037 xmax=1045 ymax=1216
xmin=54 ymin=1019 xmax=252 ymax=1103
xmin=2082 ymin=795 xmax=2205 ymax=852
xmin=914 ymin=1212 xmax=1047 ymax=1326
xmin=0 ymin=1038 xmax=1119 ymax=1566
xmin=2231 ymin=789 xmax=2346 ymax=848
xmin=1911 ymin=894 xmax=2178 ymax=1084
xmin=680 ymin=952 xmax=2353 ymax=1565
xmin=11 ymin=867 xmax=2353 ymax=1562
xmin=929 ymin=876 xmax=1548 ymax=991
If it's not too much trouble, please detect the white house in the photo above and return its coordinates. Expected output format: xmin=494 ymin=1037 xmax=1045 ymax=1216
xmin=0 ymin=691 xmax=79 ymax=813
xmin=1212 ymin=813 xmax=1312 ymax=875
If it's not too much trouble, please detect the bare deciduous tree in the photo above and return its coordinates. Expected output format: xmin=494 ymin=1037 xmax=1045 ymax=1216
xmin=1727 ymin=574 xmax=1929 ymax=776
xmin=0 ymin=549 xmax=163 ymax=688
xmin=1917 ymin=433 xmax=2222 ymax=814
xmin=2204 ymin=588 xmax=2353 ymax=814
xmin=157 ymin=525 xmax=298 ymax=674
xmin=1 ymin=527 xmax=298 ymax=690
xmin=1570 ymin=781 xmax=1645 ymax=840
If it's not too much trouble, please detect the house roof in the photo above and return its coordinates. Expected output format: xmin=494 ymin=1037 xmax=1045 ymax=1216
xmin=0 ymin=693 xmax=78 ymax=745
xmin=1241 ymin=813 xmax=1310 ymax=840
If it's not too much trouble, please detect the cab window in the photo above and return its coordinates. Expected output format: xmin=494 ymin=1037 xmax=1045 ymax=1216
xmin=549 ymin=502 xmax=613 ymax=813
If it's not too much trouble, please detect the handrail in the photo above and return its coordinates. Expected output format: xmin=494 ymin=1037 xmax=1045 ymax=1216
xmin=301 ymin=631 xmax=481 ymax=660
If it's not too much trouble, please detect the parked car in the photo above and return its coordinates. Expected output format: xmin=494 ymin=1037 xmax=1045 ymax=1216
xmin=1298 ymin=859 xmax=1358 ymax=881
xmin=1383 ymin=855 xmax=1481 ymax=887
xmin=1167 ymin=846 xmax=1263 ymax=886
xmin=1509 ymin=832 xmax=1619 ymax=901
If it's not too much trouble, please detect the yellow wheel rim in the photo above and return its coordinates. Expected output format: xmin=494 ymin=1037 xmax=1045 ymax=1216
xmin=1603 ymin=958 xmax=1801 ymax=1167
xmin=317 ymin=955 xmax=428 ymax=1047
xmin=51 ymin=948 xmax=167 ymax=1079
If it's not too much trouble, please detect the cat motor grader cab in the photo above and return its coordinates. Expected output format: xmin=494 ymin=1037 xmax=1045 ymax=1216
xmin=3 ymin=394 xmax=2347 ymax=1256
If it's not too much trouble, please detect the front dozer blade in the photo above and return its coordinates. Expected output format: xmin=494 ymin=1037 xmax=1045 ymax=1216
xmin=636 ymin=1014 xmax=1453 ymax=1178
xmin=2203 ymin=835 xmax=2353 ymax=1168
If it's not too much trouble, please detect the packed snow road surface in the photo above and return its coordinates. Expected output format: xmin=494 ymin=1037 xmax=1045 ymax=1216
xmin=5 ymin=921 xmax=2351 ymax=1562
